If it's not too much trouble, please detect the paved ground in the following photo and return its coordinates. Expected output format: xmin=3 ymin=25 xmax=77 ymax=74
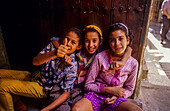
xmin=136 ymin=21 xmax=170 ymax=111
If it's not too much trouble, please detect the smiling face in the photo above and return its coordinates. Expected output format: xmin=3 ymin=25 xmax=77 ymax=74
xmin=109 ymin=29 xmax=130 ymax=56
xmin=65 ymin=31 xmax=81 ymax=55
xmin=84 ymin=32 xmax=100 ymax=55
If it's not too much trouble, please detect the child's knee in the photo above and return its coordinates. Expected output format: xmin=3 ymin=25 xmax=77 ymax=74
xmin=0 ymin=79 xmax=9 ymax=93
xmin=130 ymin=104 xmax=142 ymax=111
xmin=72 ymin=98 xmax=93 ymax=111
xmin=118 ymin=101 xmax=143 ymax=111
xmin=72 ymin=104 xmax=80 ymax=111
xmin=127 ymin=103 xmax=142 ymax=111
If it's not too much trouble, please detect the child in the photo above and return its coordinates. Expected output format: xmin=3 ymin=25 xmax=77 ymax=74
xmin=72 ymin=23 xmax=142 ymax=111
xmin=67 ymin=25 xmax=105 ymax=107
xmin=0 ymin=27 xmax=82 ymax=111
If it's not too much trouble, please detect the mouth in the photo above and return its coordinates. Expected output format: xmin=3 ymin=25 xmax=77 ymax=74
xmin=88 ymin=48 xmax=96 ymax=52
xmin=115 ymin=47 xmax=122 ymax=51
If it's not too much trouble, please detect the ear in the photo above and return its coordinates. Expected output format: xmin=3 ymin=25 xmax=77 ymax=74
xmin=100 ymin=36 xmax=103 ymax=45
xmin=76 ymin=45 xmax=82 ymax=50
xmin=127 ymin=36 xmax=130 ymax=45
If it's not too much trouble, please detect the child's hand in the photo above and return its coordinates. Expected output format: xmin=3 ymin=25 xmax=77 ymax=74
xmin=110 ymin=61 xmax=125 ymax=70
xmin=110 ymin=46 xmax=132 ymax=70
xmin=56 ymin=38 xmax=69 ymax=58
xmin=105 ymin=96 xmax=117 ymax=104
xmin=63 ymin=55 xmax=73 ymax=66
xmin=107 ymin=87 xmax=125 ymax=97
xmin=113 ymin=87 xmax=125 ymax=97
xmin=168 ymin=15 xmax=170 ymax=19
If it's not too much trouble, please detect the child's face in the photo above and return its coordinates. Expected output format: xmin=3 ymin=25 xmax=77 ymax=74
xmin=85 ymin=32 xmax=100 ymax=55
xmin=65 ymin=31 xmax=80 ymax=55
xmin=109 ymin=29 xmax=129 ymax=56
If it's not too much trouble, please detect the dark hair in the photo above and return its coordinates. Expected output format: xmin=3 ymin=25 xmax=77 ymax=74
xmin=60 ymin=27 xmax=82 ymax=45
xmin=81 ymin=27 xmax=102 ymax=53
xmin=82 ymin=27 xmax=102 ymax=43
xmin=107 ymin=23 xmax=133 ymax=46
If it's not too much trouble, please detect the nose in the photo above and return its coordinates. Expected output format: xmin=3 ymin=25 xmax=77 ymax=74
xmin=89 ymin=41 xmax=93 ymax=47
xmin=67 ymin=40 xmax=71 ymax=46
xmin=115 ymin=39 xmax=120 ymax=46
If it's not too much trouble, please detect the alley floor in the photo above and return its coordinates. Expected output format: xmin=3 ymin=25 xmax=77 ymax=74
xmin=136 ymin=21 xmax=170 ymax=111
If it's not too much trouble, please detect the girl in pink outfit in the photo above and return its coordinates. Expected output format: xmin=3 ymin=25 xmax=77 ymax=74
xmin=72 ymin=23 xmax=142 ymax=111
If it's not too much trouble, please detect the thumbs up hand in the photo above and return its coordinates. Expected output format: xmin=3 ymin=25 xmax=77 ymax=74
xmin=56 ymin=38 xmax=73 ymax=65
xmin=63 ymin=55 xmax=73 ymax=66
xmin=56 ymin=38 xmax=69 ymax=58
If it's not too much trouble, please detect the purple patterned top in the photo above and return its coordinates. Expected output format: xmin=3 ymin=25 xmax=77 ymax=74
xmin=84 ymin=49 xmax=138 ymax=98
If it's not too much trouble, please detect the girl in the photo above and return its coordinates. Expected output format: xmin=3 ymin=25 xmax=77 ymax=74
xmin=72 ymin=23 xmax=142 ymax=111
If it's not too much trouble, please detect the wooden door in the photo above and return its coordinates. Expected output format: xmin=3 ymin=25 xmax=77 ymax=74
xmin=1 ymin=0 xmax=152 ymax=74
xmin=111 ymin=0 xmax=152 ymax=62
xmin=50 ymin=0 xmax=151 ymax=63
xmin=51 ymin=0 xmax=111 ymax=36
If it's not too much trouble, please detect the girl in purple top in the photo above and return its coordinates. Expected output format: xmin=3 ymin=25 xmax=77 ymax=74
xmin=72 ymin=23 xmax=142 ymax=111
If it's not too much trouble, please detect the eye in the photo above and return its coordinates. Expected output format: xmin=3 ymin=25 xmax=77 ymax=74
xmin=110 ymin=39 xmax=115 ymax=42
xmin=85 ymin=39 xmax=90 ymax=43
xmin=119 ymin=37 xmax=124 ymax=41
xmin=72 ymin=40 xmax=76 ymax=44
xmin=93 ymin=39 xmax=97 ymax=43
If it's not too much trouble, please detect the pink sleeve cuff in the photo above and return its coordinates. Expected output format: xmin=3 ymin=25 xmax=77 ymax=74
xmin=123 ymin=94 xmax=126 ymax=98
xmin=99 ymin=84 xmax=105 ymax=93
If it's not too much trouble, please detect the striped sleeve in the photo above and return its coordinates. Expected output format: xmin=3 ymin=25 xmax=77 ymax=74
xmin=123 ymin=59 xmax=138 ymax=98
xmin=84 ymin=54 xmax=101 ymax=92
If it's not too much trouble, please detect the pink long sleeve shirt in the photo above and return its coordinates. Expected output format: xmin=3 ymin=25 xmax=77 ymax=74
xmin=84 ymin=49 xmax=138 ymax=98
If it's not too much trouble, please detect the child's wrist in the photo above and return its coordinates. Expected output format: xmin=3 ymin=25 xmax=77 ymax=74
xmin=54 ymin=49 xmax=58 ymax=56
xmin=121 ymin=59 xmax=126 ymax=64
